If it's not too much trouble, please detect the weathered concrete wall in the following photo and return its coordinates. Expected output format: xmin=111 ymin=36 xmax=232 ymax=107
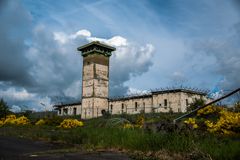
xmin=95 ymin=63 xmax=108 ymax=80
xmin=81 ymin=97 xmax=108 ymax=119
xmin=93 ymin=79 xmax=108 ymax=97
xmin=109 ymin=96 xmax=153 ymax=114
xmin=109 ymin=92 xmax=208 ymax=115
xmin=179 ymin=93 xmax=206 ymax=112
xmin=58 ymin=104 xmax=81 ymax=116
xmin=81 ymin=53 xmax=110 ymax=119
xmin=152 ymin=92 xmax=182 ymax=113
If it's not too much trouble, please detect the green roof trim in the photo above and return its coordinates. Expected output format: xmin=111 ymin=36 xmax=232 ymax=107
xmin=77 ymin=41 xmax=116 ymax=51
xmin=77 ymin=41 xmax=116 ymax=57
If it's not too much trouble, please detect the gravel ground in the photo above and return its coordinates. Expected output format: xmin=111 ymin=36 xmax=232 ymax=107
xmin=0 ymin=136 xmax=131 ymax=160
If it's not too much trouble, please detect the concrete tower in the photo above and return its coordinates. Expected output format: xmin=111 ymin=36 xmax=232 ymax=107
xmin=78 ymin=41 xmax=115 ymax=119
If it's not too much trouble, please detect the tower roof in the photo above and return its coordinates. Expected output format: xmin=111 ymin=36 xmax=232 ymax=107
xmin=77 ymin=41 xmax=116 ymax=57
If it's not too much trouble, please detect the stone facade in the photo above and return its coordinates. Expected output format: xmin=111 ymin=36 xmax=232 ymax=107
xmin=108 ymin=89 xmax=207 ymax=115
xmin=78 ymin=41 xmax=115 ymax=119
xmin=57 ymin=103 xmax=81 ymax=116
xmin=54 ymin=42 xmax=209 ymax=119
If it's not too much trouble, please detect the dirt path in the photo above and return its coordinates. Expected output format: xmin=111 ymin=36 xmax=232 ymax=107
xmin=0 ymin=136 xmax=131 ymax=160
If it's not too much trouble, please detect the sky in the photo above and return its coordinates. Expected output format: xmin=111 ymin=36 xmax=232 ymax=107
xmin=0 ymin=0 xmax=239 ymax=112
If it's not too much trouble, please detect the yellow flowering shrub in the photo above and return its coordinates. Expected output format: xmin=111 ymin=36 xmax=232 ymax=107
xmin=58 ymin=119 xmax=84 ymax=129
xmin=35 ymin=119 xmax=46 ymax=125
xmin=123 ymin=115 xmax=145 ymax=129
xmin=184 ymin=118 xmax=198 ymax=129
xmin=14 ymin=116 xmax=29 ymax=125
xmin=4 ymin=114 xmax=17 ymax=125
xmin=123 ymin=123 xmax=134 ymax=129
xmin=197 ymin=105 xmax=222 ymax=116
xmin=204 ymin=110 xmax=240 ymax=135
xmin=135 ymin=115 xmax=144 ymax=128
xmin=0 ymin=120 xmax=4 ymax=127
xmin=0 ymin=115 xmax=29 ymax=126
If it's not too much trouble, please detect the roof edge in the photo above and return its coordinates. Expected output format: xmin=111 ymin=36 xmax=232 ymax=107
xmin=77 ymin=41 xmax=116 ymax=51
xmin=54 ymin=102 xmax=82 ymax=108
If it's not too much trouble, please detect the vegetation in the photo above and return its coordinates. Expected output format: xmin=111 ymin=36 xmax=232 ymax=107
xmin=58 ymin=119 xmax=84 ymax=128
xmin=0 ymin=114 xmax=29 ymax=126
xmin=184 ymin=105 xmax=240 ymax=136
xmin=186 ymin=98 xmax=206 ymax=112
xmin=0 ymin=98 xmax=11 ymax=118
xmin=0 ymin=109 xmax=239 ymax=159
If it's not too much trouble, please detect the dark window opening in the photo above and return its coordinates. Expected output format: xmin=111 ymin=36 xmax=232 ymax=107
xmin=178 ymin=108 xmax=181 ymax=112
xmin=73 ymin=108 xmax=77 ymax=115
xmin=121 ymin=103 xmax=124 ymax=113
xmin=164 ymin=99 xmax=168 ymax=106
xmin=135 ymin=102 xmax=138 ymax=111
xmin=59 ymin=109 xmax=61 ymax=115
xmin=63 ymin=108 xmax=68 ymax=115
xmin=186 ymin=99 xmax=189 ymax=106
xmin=110 ymin=104 xmax=113 ymax=113
xmin=143 ymin=102 xmax=145 ymax=112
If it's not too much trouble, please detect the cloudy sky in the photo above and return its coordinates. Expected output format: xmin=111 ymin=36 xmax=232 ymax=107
xmin=0 ymin=0 xmax=239 ymax=112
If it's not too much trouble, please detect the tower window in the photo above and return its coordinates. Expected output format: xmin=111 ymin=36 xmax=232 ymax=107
xmin=186 ymin=99 xmax=189 ymax=106
xmin=164 ymin=99 xmax=168 ymax=106
xmin=121 ymin=103 xmax=124 ymax=112
xmin=143 ymin=102 xmax=145 ymax=112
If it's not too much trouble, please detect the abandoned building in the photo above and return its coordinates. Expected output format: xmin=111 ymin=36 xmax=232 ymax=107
xmin=54 ymin=41 xmax=209 ymax=119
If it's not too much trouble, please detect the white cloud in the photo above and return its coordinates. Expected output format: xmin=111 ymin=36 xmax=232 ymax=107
xmin=87 ymin=36 xmax=107 ymax=43
xmin=53 ymin=32 xmax=68 ymax=44
xmin=64 ymin=80 xmax=81 ymax=98
xmin=127 ymin=87 xmax=149 ymax=95
xmin=53 ymin=29 xmax=128 ymax=49
xmin=104 ymin=36 xmax=128 ymax=47
xmin=70 ymin=29 xmax=91 ymax=38
xmin=137 ymin=44 xmax=154 ymax=64
xmin=0 ymin=87 xmax=35 ymax=101
xmin=37 ymin=96 xmax=52 ymax=111
xmin=6 ymin=26 xmax=155 ymax=108
xmin=87 ymin=35 xmax=128 ymax=47
xmin=54 ymin=29 xmax=91 ymax=44
xmin=210 ymin=90 xmax=224 ymax=99
xmin=0 ymin=86 xmax=54 ymax=111
xmin=170 ymin=71 xmax=188 ymax=85
xmin=10 ymin=105 xmax=21 ymax=113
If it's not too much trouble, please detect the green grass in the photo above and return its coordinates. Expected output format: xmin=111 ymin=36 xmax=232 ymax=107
xmin=0 ymin=125 xmax=239 ymax=160
xmin=0 ymin=113 xmax=239 ymax=159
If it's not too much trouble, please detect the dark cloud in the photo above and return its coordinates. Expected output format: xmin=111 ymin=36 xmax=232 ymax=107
xmin=192 ymin=22 xmax=240 ymax=91
xmin=109 ymin=44 xmax=154 ymax=96
xmin=0 ymin=0 xmax=34 ymax=87
xmin=0 ymin=1 xmax=83 ymax=107
xmin=2 ymin=0 xmax=239 ymax=111
xmin=25 ymin=25 xmax=83 ymax=102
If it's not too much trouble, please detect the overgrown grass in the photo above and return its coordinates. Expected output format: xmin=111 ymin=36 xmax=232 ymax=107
xmin=0 ymin=125 xmax=239 ymax=159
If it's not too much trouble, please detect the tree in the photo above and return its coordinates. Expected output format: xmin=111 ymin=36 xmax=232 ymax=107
xmin=0 ymin=98 xmax=10 ymax=118
xmin=233 ymin=101 xmax=240 ymax=112
xmin=187 ymin=98 xmax=206 ymax=112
